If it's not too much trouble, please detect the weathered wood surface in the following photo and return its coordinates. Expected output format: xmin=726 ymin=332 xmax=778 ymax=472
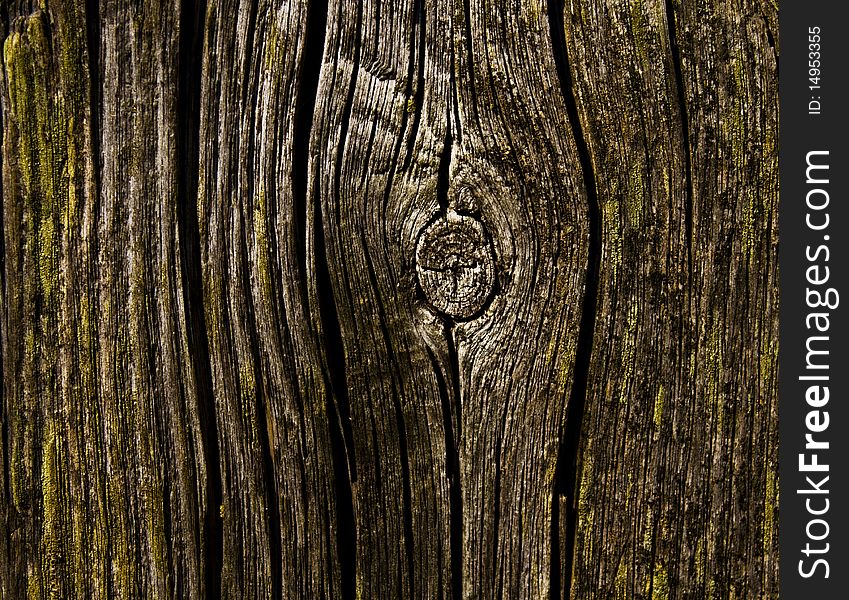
xmin=562 ymin=0 xmax=779 ymax=597
xmin=1 ymin=3 xmax=216 ymax=597
xmin=0 ymin=0 xmax=778 ymax=598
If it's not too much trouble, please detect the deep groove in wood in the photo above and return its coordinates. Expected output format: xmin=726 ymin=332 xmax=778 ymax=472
xmin=437 ymin=128 xmax=452 ymax=213
xmin=314 ymin=159 xmax=358 ymax=600
xmin=664 ymin=0 xmax=694 ymax=285
xmin=435 ymin=109 xmax=464 ymax=600
xmin=445 ymin=322 xmax=464 ymax=600
xmin=460 ymin=0 xmax=480 ymax=122
xmin=402 ymin=0 xmax=426 ymax=171
xmin=176 ymin=1 xmax=222 ymax=596
xmin=84 ymin=0 xmax=101 ymax=199
xmin=320 ymin=11 xmax=365 ymax=578
xmin=293 ymin=0 xmax=356 ymax=597
xmin=427 ymin=344 xmax=459 ymax=600
xmin=546 ymin=1 xmax=602 ymax=597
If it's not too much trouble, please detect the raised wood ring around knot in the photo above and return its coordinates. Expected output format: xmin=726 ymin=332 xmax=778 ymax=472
xmin=415 ymin=212 xmax=496 ymax=320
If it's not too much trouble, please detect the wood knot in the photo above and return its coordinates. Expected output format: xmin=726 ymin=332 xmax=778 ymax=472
xmin=415 ymin=211 xmax=495 ymax=320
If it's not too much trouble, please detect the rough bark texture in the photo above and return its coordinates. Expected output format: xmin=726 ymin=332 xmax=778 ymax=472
xmin=0 ymin=0 xmax=778 ymax=598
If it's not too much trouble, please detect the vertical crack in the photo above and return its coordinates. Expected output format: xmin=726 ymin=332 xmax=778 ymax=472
xmin=401 ymin=0 xmax=426 ymax=170
xmin=85 ymin=0 xmax=101 ymax=190
xmin=429 ymin=340 xmax=463 ymax=600
xmin=298 ymin=1 xmax=356 ymax=597
xmin=445 ymin=324 xmax=463 ymax=600
xmin=546 ymin=1 xmax=601 ymax=598
xmin=176 ymin=0 xmax=222 ymax=597
xmin=314 ymin=178 xmax=357 ymax=600
xmin=664 ymin=0 xmax=694 ymax=284
xmin=437 ymin=128 xmax=453 ymax=213
xmin=322 ymin=0 xmax=365 ymax=595
xmin=460 ymin=0 xmax=479 ymax=121
xmin=433 ymin=122 xmax=464 ymax=600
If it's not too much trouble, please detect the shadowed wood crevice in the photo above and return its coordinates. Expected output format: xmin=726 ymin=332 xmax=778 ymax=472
xmin=429 ymin=334 xmax=464 ymax=600
xmin=446 ymin=322 xmax=464 ymax=600
xmin=293 ymin=0 xmax=326 ymax=309
xmin=176 ymin=0 xmax=222 ymax=595
xmin=401 ymin=0 xmax=427 ymax=172
xmin=304 ymin=2 xmax=359 ymax=589
xmin=311 ymin=56 xmax=361 ymax=583
xmin=546 ymin=0 xmax=603 ymax=597
xmin=437 ymin=129 xmax=453 ymax=212
xmin=663 ymin=0 xmax=694 ymax=284
xmin=459 ymin=0 xmax=479 ymax=126
xmin=312 ymin=203 xmax=357 ymax=600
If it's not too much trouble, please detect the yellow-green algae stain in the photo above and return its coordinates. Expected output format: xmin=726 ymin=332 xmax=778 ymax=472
xmin=40 ymin=420 xmax=66 ymax=600
xmin=577 ymin=446 xmax=595 ymax=551
xmin=651 ymin=563 xmax=670 ymax=600
xmin=5 ymin=5 xmax=107 ymax=597
xmin=763 ymin=464 xmax=777 ymax=555
xmin=653 ymin=384 xmax=665 ymax=430
xmin=254 ymin=189 xmax=273 ymax=302
xmin=4 ymin=8 xmax=62 ymax=538
xmin=618 ymin=303 xmax=640 ymax=404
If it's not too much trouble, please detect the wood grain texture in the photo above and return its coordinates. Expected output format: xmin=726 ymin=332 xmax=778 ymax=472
xmin=197 ymin=0 xmax=343 ymax=596
xmin=311 ymin=0 xmax=456 ymax=596
xmin=563 ymin=0 xmax=779 ymax=597
xmin=444 ymin=1 xmax=591 ymax=597
xmin=0 ymin=0 xmax=779 ymax=598
xmin=1 ymin=1 xmax=214 ymax=597
xmin=311 ymin=0 xmax=590 ymax=596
